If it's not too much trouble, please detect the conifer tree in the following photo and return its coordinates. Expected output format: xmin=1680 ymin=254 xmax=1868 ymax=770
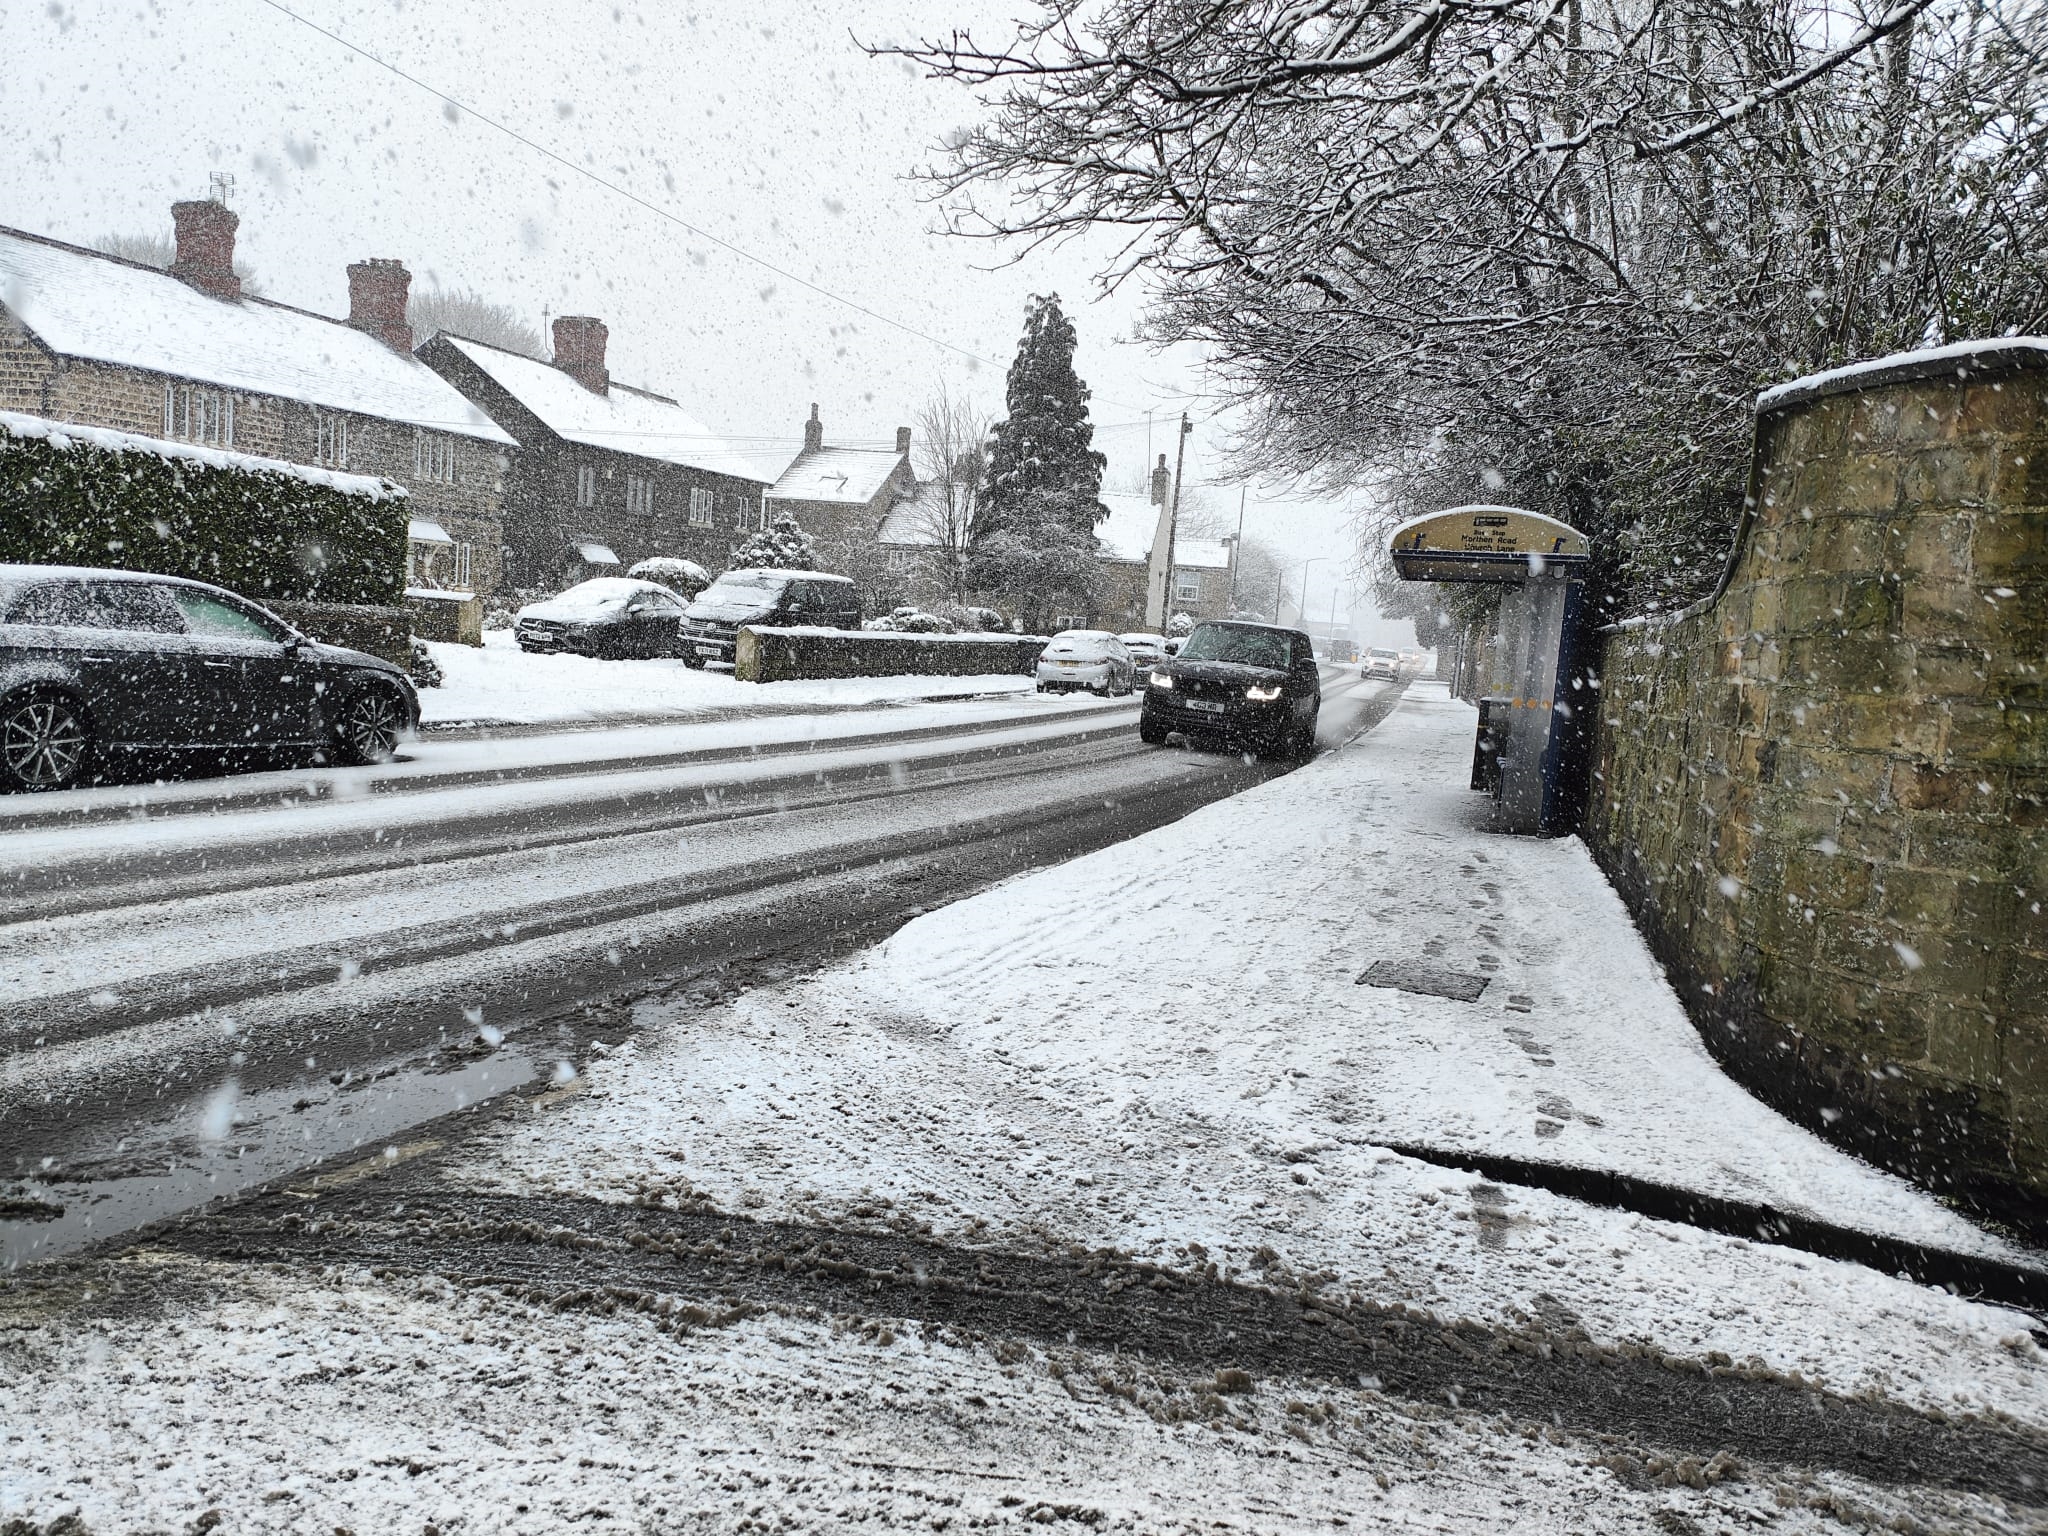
xmin=971 ymin=294 xmax=1108 ymax=628
xmin=730 ymin=514 xmax=815 ymax=571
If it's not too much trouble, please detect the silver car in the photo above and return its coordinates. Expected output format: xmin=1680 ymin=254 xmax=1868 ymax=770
xmin=1118 ymin=631 xmax=1167 ymax=674
xmin=1035 ymin=630 xmax=1136 ymax=695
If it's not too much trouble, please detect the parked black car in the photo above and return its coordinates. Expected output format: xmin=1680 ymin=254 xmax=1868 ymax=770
xmin=0 ymin=564 xmax=419 ymax=792
xmin=679 ymin=568 xmax=861 ymax=667
xmin=1138 ymin=619 xmax=1321 ymax=759
xmin=514 ymin=577 xmax=693 ymax=658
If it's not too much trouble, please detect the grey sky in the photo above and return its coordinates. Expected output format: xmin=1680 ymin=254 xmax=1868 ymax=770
xmin=2 ymin=0 xmax=1371 ymax=620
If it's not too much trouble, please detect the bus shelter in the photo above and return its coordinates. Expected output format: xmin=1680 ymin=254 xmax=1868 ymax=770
xmin=1388 ymin=506 xmax=1590 ymax=833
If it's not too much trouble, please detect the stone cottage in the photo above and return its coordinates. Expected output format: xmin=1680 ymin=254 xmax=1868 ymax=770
xmin=0 ymin=200 xmax=515 ymax=596
xmin=419 ymin=320 xmax=770 ymax=591
xmin=765 ymin=404 xmax=917 ymax=591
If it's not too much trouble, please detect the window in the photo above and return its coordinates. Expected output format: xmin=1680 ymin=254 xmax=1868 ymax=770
xmin=453 ymin=542 xmax=474 ymax=589
xmin=885 ymin=547 xmax=919 ymax=572
xmin=168 ymin=586 xmax=288 ymax=642
xmin=626 ymin=473 xmax=653 ymax=516
xmin=757 ymin=496 xmax=770 ymax=531
xmin=734 ymin=493 xmax=754 ymax=531
xmin=8 ymin=581 xmax=101 ymax=628
xmin=163 ymin=384 xmax=233 ymax=446
xmin=689 ymin=487 xmax=715 ymax=527
xmin=314 ymin=411 xmax=348 ymax=468
xmin=577 ymin=464 xmax=598 ymax=507
xmin=95 ymin=582 xmax=185 ymax=633
xmin=1175 ymin=571 xmax=1204 ymax=603
xmin=414 ymin=431 xmax=458 ymax=485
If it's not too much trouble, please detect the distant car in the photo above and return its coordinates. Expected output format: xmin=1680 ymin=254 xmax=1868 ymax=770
xmin=1399 ymin=648 xmax=1423 ymax=671
xmin=1363 ymin=647 xmax=1401 ymax=681
xmin=1140 ymin=619 xmax=1320 ymax=759
xmin=1118 ymin=632 xmax=1167 ymax=672
xmin=0 ymin=563 xmax=418 ymax=792
xmin=515 ymin=577 xmax=693 ymax=658
xmin=680 ymin=568 xmax=861 ymax=668
xmin=1035 ymin=630 xmax=1136 ymax=695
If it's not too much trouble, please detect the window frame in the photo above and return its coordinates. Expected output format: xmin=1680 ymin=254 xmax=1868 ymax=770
xmin=162 ymin=383 xmax=234 ymax=447
xmin=688 ymin=486 xmax=715 ymax=528
xmin=314 ymin=410 xmax=349 ymax=468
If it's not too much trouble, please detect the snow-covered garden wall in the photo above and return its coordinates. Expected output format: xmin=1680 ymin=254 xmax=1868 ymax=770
xmin=1585 ymin=342 xmax=2047 ymax=1223
xmin=735 ymin=625 xmax=1049 ymax=683
xmin=0 ymin=409 xmax=406 ymax=605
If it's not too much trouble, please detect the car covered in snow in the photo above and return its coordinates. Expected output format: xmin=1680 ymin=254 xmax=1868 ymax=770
xmin=1139 ymin=619 xmax=1320 ymax=759
xmin=679 ymin=569 xmax=861 ymax=667
xmin=0 ymin=563 xmax=418 ymax=792
xmin=1117 ymin=631 xmax=1168 ymax=672
xmin=514 ymin=578 xmax=694 ymax=659
xmin=1034 ymin=630 xmax=1136 ymax=695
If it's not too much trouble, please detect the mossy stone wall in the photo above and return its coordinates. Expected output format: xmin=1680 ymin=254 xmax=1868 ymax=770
xmin=1586 ymin=357 xmax=2046 ymax=1220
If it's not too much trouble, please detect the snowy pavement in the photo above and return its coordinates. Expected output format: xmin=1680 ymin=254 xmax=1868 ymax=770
xmin=418 ymin=630 xmax=1036 ymax=727
xmin=5 ymin=682 xmax=2045 ymax=1533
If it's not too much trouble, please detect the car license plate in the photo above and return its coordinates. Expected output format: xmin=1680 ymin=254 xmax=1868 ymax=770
xmin=1188 ymin=699 xmax=1226 ymax=714
xmin=696 ymin=643 xmax=722 ymax=656
xmin=1056 ymin=660 xmax=1079 ymax=666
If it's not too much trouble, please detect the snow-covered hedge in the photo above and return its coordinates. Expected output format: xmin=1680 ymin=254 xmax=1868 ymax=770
xmin=737 ymin=626 xmax=1051 ymax=683
xmin=864 ymin=605 xmax=955 ymax=634
xmin=0 ymin=410 xmax=407 ymax=605
xmin=626 ymin=556 xmax=710 ymax=597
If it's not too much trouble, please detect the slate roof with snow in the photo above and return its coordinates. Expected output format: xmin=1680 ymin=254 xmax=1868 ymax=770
xmin=0 ymin=228 xmax=513 ymax=445
xmin=1174 ymin=538 xmax=1233 ymax=571
xmin=435 ymin=335 xmax=763 ymax=480
xmin=0 ymin=408 xmax=404 ymax=500
xmin=1095 ymin=491 xmax=1161 ymax=564
xmin=769 ymin=445 xmax=908 ymax=506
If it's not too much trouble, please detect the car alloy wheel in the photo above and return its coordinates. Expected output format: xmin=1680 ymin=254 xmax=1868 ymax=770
xmin=1 ymin=693 xmax=91 ymax=791
xmin=334 ymin=684 xmax=404 ymax=766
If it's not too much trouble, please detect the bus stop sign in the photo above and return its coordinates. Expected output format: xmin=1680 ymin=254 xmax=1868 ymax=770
xmin=1389 ymin=505 xmax=1590 ymax=583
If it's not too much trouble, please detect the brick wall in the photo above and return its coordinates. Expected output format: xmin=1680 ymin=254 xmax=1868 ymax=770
xmin=1585 ymin=351 xmax=2048 ymax=1219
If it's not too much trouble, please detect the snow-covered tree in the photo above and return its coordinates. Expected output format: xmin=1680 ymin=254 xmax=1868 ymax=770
xmin=903 ymin=387 xmax=995 ymax=602
xmin=730 ymin=514 xmax=816 ymax=571
xmin=884 ymin=0 xmax=2048 ymax=615
xmin=409 ymin=287 xmax=544 ymax=358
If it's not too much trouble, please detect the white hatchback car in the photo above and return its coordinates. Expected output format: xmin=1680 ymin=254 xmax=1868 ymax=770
xmin=1035 ymin=630 xmax=1137 ymax=695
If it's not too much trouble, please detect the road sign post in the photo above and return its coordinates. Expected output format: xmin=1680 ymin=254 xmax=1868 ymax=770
xmin=1387 ymin=506 xmax=1590 ymax=834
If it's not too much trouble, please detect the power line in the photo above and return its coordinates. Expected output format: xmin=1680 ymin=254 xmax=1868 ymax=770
xmin=250 ymin=0 xmax=1169 ymax=418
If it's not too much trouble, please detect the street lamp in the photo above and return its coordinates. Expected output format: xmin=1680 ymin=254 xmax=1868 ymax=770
xmin=1295 ymin=556 xmax=1329 ymax=627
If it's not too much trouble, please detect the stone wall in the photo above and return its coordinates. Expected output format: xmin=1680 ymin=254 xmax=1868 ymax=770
xmin=737 ymin=626 xmax=1049 ymax=684
xmin=1584 ymin=345 xmax=2047 ymax=1220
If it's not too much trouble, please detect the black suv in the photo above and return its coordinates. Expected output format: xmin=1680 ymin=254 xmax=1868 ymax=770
xmin=1138 ymin=620 xmax=1321 ymax=759
xmin=679 ymin=568 xmax=861 ymax=667
xmin=0 ymin=564 xmax=419 ymax=792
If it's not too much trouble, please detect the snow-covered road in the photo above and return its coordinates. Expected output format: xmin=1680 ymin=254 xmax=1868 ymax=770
xmin=5 ymin=680 xmax=2043 ymax=1535
xmin=2 ymin=671 xmax=1398 ymax=1265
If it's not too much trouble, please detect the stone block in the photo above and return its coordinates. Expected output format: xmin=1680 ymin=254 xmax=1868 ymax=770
xmin=1902 ymin=812 xmax=2010 ymax=876
xmin=1891 ymin=763 xmax=1999 ymax=813
xmin=1944 ymin=699 xmax=2045 ymax=766
xmin=1872 ymin=868 xmax=1966 ymax=927
xmin=1893 ymin=388 xmax=1963 ymax=446
xmin=1969 ymin=509 xmax=2048 ymax=575
xmin=1831 ymin=452 xmax=1906 ymax=514
xmin=1907 ymin=644 xmax=1992 ymax=700
xmin=1782 ymin=849 xmax=1875 ymax=911
xmin=1834 ymin=696 xmax=1945 ymax=757
xmin=1923 ymin=1007 xmax=2004 ymax=1085
xmin=1901 ymin=513 xmax=1976 ymax=587
xmin=1843 ymin=393 xmax=1902 ymax=448
xmin=1960 ymin=378 xmax=2045 ymax=438
xmin=1812 ymin=515 xmax=1905 ymax=575
xmin=1998 ymin=1016 xmax=2048 ymax=1097
xmin=1901 ymin=445 xmax=1993 ymax=508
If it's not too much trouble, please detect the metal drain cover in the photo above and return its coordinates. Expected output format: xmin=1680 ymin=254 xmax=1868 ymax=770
xmin=1357 ymin=960 xmax=1490 ymax=1002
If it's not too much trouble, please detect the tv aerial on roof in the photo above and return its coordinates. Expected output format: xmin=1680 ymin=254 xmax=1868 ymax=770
xmin=208 ymin=171 xmax=235 ymax=207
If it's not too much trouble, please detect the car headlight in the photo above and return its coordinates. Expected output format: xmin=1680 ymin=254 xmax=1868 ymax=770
xmin=1245 ymin=683 xmax=1283 ymax=701
xmin=1149 ymin=671 xmax=1173 ymax=689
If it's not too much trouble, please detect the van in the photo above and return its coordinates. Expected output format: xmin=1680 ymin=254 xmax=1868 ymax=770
xmin=679 ymin=568 xmax=861 ymax=667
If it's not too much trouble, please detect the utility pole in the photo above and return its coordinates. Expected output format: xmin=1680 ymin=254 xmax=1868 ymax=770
xmin=1229 ymin=485 xmax=1246 ymax=610
xmin=1164 ymin=412 xmax=1192 ymax=621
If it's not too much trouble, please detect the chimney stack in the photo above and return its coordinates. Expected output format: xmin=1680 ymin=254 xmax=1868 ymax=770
xmin=552 ymin=316 xmax=609 ymax=395
xmin=895 ymin=426 xmax=912 ymax=456
xmin=346 ymin=259 xmax=414 ymax=354
xmin=1149 ymin=452 xmax=1171 ymax=507
xmin=169 ymin=199 xmax=241 ymax=301
xmin=803 ymin=403 xmax=824 ymax=454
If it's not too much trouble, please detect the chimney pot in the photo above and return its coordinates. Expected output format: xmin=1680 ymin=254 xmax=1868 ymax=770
xmin=553 ymin=315 xmax=609 ymax=394
xmin=347 ymin=258 xmax=414 ymax=354
xmin=803 ymin=402 xmax=824 ymax=455
xmin=895 ymin=426 xmax=912 ymax=456
xmin=169 ymin=199 xmax=241 ymax=301
xmin=1149 ymin=453 xmax=1172 ymax=507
